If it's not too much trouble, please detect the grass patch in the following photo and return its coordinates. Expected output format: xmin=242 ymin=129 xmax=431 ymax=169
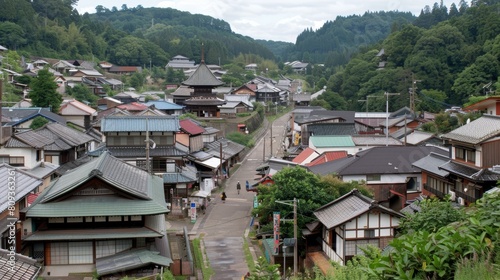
xmin=192 ymin=235 xmax=214 ymax=280
xmin=243 ymin=238 xmax=256 ymax=273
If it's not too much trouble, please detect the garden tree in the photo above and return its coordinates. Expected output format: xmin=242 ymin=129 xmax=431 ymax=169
xmin=29 ymin=69 xmax=62 ymax=112
xmin=29 ymin=116 xmax=49 ymax=130
xmin=317 ymin=91 xmax=347 ymax=111
xmin=309 ymin=99 xmax=331 ymax=110
xmin=129 ymin=72 xmax=146 ymax=90
xmin=253 ymin=166 xmax=370 ymax=241
xmin=398 ymin=198 xmax=465 ymax=235
xmin=421 ymin=111 xmax=482 ymax=134
xmin=366 ymin=190 xmax=500 ymax=279
xmin=248 ymin=256 xmax=280 ymax=280
xmin=66 ymin=84 xmax=98 ymax=106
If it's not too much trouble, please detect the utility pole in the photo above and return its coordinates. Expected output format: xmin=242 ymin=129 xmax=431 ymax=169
xmin=409 ymin=74 xmax=422 ymax=114
xmin=275 ymin=198 xmax=298 ymax=276
xmin=270 ymin=125 xmax=273 ymax=158
xmin=357 ymin=95 xmax=377 ymax=114
xmin=0 ymin=80 xmax=2 ymax=146
xmin=293 ymin=197 xmax=297 ymax=276
xmin=385 ymin=92 xmax=400 ymax=146
xmin=145 ymin=118 xmax=150 ymax=174
xmin=263 ymin=138 xmax=266 ymax=162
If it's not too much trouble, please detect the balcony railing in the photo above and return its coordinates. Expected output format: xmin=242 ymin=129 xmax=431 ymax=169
xmin=423 ymin=184 xmax=477 ymax=203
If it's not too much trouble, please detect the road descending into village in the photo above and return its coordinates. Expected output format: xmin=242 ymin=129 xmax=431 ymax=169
xmin=193 ymin=112 xmax=290 ymax=279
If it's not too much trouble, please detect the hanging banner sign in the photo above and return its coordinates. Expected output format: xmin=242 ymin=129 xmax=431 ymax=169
xmin=191 ymin=202 xmax=197 ymax=223
xmin=273 ymin=212 xmax=280 ymax=254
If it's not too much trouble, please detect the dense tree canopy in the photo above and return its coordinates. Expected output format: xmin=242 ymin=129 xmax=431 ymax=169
xmin=28 ymin=69 xmax=62 ymax=112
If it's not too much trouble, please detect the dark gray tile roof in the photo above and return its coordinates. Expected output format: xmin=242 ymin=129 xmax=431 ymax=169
xmin=182 ymin=62 xmax=223 ymax=87
xmin=0 ymin=248 xmax=41 ymax=280
xmin=163 ymin=172 xmax=197 ymax=183
xmin=0 ymin=164 xmax=42 ymax=213
xmin=307 ymin=156 xmax=357 ymax=176
xmin=43 ymin=122 xmax=94 ymax=146
xmin=101 ymin=115 xmax=180 ymax=132
xmin=39 ymin=151 xmax=154 ymax=202
xmin=338 ymin=146 xmax=448 ymax=175
xmin=55 ymin=155 xmax=95 ymax=176
xmin=314 ymin=189 xmax=404 ymax=229
xmin=2 ymin=107 xmax=66 ymax=126
xmin=183 ymin=96 xmax=225 ymax=105
xmin=311 ymin=110 xmax=356 ymax=123
xmin=441 ymin=115 xmax=500 ymax=144
xmin=412 ymin=152 xmax=450 ymax=177
xmin=202 ymin=127 xmax=219 ymax=135
xmin=106 ymin=146 xmax=188 ymax=158
xmin=307 ymin=123 xmax=356 ymax=136
xmin=96 ymin=248 xmax=172 ymax=276
xmin=439 ymin=161 xmax=500 ymax=182
xmin=5 ymin=131 xmax=52 ymax=148
xmin=204 ymin=138 xmax=245 ymax=160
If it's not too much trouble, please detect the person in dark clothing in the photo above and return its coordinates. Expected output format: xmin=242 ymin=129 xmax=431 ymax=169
xmin=236 ymin=181 xmax=241 ymax=194
xmin=221 ymin=192 xmax=227 ymax=203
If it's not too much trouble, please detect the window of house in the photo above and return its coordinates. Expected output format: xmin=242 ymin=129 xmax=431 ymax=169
xmin=96 ymin=239 xmax=132 ymax=258
xmin=0 ymin=155 xmax=8 ymax=164
xmin=455 ymin=147 xmax=475 ymax=163
xmin=364 ymin=229 xmax=376 ymax=238
xmin=366 ymin=174 xmax=381 ymax=181
xmin=68 ymin=241 xmax=93 ymax=264
xmin=9 ymin=156 xmax=25 ymax=166
xmin=406 ymin=177 xmax=419 ymax=192
xmin=44 ymin=155 xmax=53 ymax=163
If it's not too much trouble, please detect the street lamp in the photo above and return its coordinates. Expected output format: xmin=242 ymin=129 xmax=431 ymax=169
xmin=275 ymin=198 xmax=298 ymax=276
xmin=384 ymin=92 xmax=400 ymax=146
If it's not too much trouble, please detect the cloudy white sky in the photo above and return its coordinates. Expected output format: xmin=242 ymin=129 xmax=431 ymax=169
xmin=75 ymin=0 xmax=455 ymax=43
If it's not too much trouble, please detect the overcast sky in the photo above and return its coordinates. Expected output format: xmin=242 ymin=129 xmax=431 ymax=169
xmin=75 ymin=0 xmax=456 ymax=43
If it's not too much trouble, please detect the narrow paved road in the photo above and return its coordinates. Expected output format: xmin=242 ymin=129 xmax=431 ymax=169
xmin=195 ymin=113 xmax=290 ymax=279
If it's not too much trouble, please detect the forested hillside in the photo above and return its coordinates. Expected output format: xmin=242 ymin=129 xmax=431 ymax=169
xmin=0 ymin=0 xmax=274 ymax=67
xmin=283 ymin=11 xmax=415 ymax=67
xmin=310 ymin=1 xmax=500 ymax=113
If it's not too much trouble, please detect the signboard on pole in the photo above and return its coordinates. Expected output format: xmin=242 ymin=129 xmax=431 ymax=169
xmin=273 ymin=212 xmax=280 ymax=254
xmin=190 ymin=202 xmax=197 ymax=223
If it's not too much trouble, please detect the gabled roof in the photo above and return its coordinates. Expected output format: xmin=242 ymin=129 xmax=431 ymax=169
xmin=182 ymin=62 xmax=223 ymax=87
xmin=412 ymin=152 xmax=450 ymax=177
xmin=307 ymin=123 xmax=356 ymax=136
xmin=0 ymin=164 xmax=43 ymax=213
xmin=314 ymin=189 xmax=404 ymax=230
xmin=96 ymin=248 xmax=172 ymax=276
xmin=306 ymin=156 xmax=356 ymax=176
xmin=441 ymin=115 xmax=500 ymax=144
xmin=0 ymin=249 xmax=41 ymax=280
xmin=439 ymin=161 xmax=500 ymax=182
xmin=6 ymin=130 xmax=54 ymax=149
xmin=306 ymin=151 xmax=348 ymax=167
xmin=352 ymin=135 xmax=402 ymax=146
xmin=311 ymin=110 xmax=355 ymax=123
xmin=146 ymin=100 xmax=184 ymax=110
xmin=404 ymin=130 xmax=435 ymax=145
xmin=338 ymin=146 xmax=447 ymax=176
xmin=38 ymin=122 xmax=94 ymax=147
xmin=204 ymin=138 xmax=245 ymax=160
xmin=25 ymin=152 xmax=168 ymax=217
xmin=310 ymin=136 xmax=355 ymax=147
xmin=117 ymin=102 xmax=148 ymax=111
xmin=180 ymin=118 xmax=205 ymax=135
xmin=463 ymin=96 xmax=500 ymax=111
xmin=101 ymin=115 xmax=180 ymax=132
xmin=2 ymin=107 xmax=66 ymax=126
xmin=292 ymin=147 xmax=318 ymax=164
xmin=60 ymin=99 xmax=97 ymax=116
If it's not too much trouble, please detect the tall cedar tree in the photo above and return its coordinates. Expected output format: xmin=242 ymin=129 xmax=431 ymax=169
xmin=29 ymin=69 xmax=62 ymax=112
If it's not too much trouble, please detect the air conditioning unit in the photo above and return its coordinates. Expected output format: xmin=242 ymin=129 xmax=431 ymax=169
xmin=449 ymin=191 xmax=456 ymax=201
xmin=457 ymin=197 xmax=465 ymax=205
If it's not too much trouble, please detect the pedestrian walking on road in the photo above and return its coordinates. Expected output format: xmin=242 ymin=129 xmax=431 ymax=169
xmin=221 ymin=192 xmax=227 ymax=203
xmin=236 ymin=181 xmax=241 ymax=194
